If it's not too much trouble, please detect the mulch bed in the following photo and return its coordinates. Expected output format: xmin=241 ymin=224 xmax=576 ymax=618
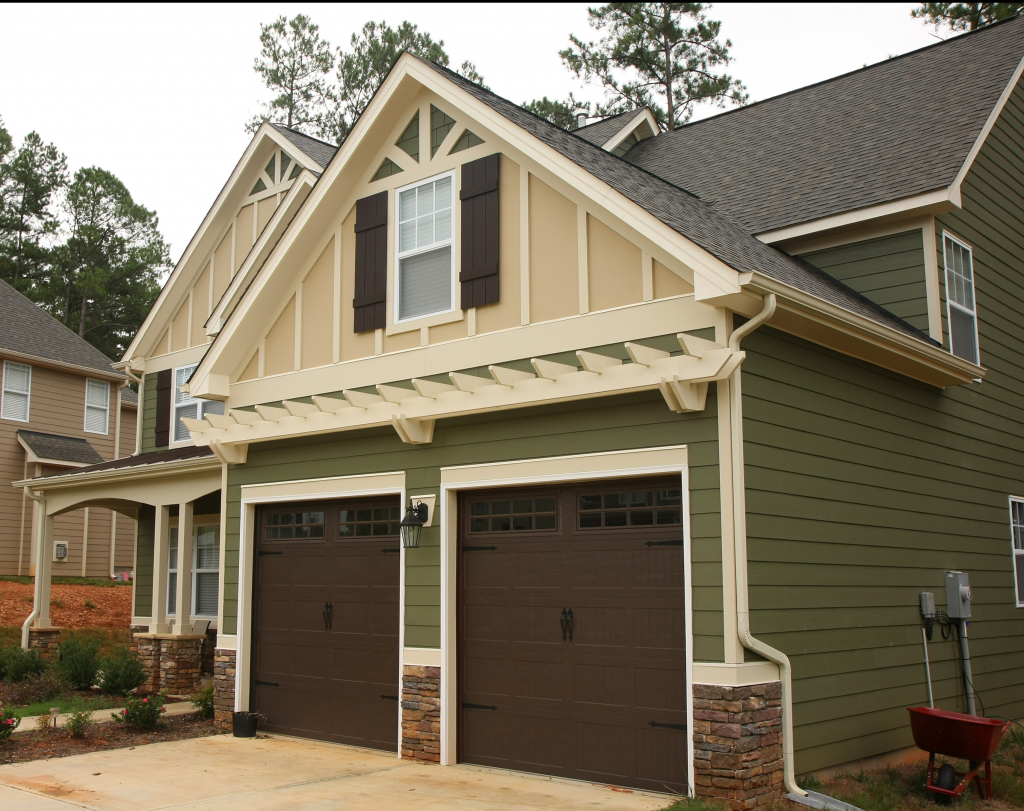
xmin=0 ymin=582 xmax=131 ymax=629
xmin=0 ymin=714 xmax=222 ymax=765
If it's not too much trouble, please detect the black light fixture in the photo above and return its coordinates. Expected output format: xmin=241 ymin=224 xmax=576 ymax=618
xmin=400 ymin=499 xmax=428 ymax=548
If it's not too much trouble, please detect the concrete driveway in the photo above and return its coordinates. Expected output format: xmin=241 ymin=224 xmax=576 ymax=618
xmin=0 ymin=734 xmax=674 ymax=810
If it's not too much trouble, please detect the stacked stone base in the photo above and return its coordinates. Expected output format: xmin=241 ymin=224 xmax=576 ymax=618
xmin=130 ymin=633 xmax=205 ymax=695
xmin=693 ymin=681 xmax=784 ymax=810
xmin=27 ymin=627 xmax=62 ymax=660
xmin=401 ymin=665 xmax=440 ymax=762
xmin=213 ymin=648 xmax=237 ymax=731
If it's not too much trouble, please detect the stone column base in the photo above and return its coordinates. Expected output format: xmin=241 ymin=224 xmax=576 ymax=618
xmin=401 ymin=665 xmax=440 ymax=762
xmin=130 ymin=633 xmax=205 ymax=695
xmin=27 ymin=627 xmax=62 ymax=660
xmin=213 ymin=648 xmax=236 ymax=731
xmin=693 ymin=681 xmax=784 ymax=810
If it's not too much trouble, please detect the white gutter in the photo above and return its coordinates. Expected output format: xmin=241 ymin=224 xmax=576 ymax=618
xmin=726 ymin=294 xmax=806 ymax=798
xmin=21 ymin=486 xmax=44 ymax=649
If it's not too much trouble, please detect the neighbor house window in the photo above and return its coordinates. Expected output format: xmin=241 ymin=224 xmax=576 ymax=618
xmin=167 ymin=524 xmax=220 ymax=618
xmin=173 ymin=364 xmax=225 ymax=443
xmin=396 ymin=171 xmax=454 ymax=322
xmin=1 ymin=361 xmax=31 ymax=422
xmin=84 ymin=379 xmax=110 ymax=434
xmin=1012 ymin=498 xmax=1024 ymax=608
xmin=943 ymin=233 xmax=980 ymax=364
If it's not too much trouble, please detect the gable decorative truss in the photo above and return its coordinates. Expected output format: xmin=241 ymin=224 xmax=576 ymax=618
xmin=183 ymin=334 xmax=741 ymax=453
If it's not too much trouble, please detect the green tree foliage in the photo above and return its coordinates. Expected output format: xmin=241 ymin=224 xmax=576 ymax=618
xmin=522 ymin=94 xmax=592 ymax=130
xmin=0 ymin=118 xmax=67 ymax=291
xmin=247 ymin=14 xmax=335 ymax=134
xmin=44 ymin=167 xmax=168 ymax=359
xmin=560 ymin=2 xmax=747 ymax=130
xmin=911 ymin=2 xmax=1022 ymax=31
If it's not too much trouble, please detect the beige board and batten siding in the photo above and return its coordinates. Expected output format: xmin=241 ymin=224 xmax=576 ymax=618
xmin=742 ymin=77 xmax=1024 ymax=773
xmin=204 ymin=389 xmax=725 ymax=659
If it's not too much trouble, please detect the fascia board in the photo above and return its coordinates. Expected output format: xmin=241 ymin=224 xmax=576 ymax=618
xmin=0 ymin=348 xmax=123 ymax=382
xmin=949 ymin=53 xmax=1024 ymax=206
xmin=15 ymin=454 xmax=220 ymax=491
xmin=741 ymin=271 xmax=983 ymax=386
xmin=756 ymin=188 xmax=956 ymax=246
xmin=601 ymin=108 xmax=660 ymax=152
xmin=205 ymin=171 xmax=317 ymax=334
xmin=122 ymin=124 xmax=326 ymax=364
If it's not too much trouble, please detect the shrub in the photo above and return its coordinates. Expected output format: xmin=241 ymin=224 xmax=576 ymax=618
xmin=0 ymin=706 xmax=18 ymax=742
xmin=99 ymin=648 xmax=145 ymax=696
xmin=3 ymin=646 xmax=46 ymax=683
xmin=113 ymin=692 xmax=166 ymax=730
xmin=7 ymin=670 xmax=69 ymax=705
xmin=35 ymin=713 xmax=53 ymax=733
xmin=58 ymin=632 xmax=101 ymax=690
xmin=84 ymin=599 xmax=98 ymax=610
xmin=191 ymin=684 xmax=214 ymax=719
xmin=65 ymin=708 xmax=92 ymax=739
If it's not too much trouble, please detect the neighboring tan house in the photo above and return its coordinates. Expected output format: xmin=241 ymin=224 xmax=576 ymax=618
xmin=0 ymin=279 xmax=137 ymax=578
xmin=16 ymin=18 xmax=1024 ymax=805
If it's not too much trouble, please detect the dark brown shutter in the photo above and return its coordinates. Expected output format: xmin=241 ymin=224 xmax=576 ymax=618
xmin=459 ymin=153 xmax=500 ymax=309
xmin=353 ymin=190 xmax=388 ymax=333
xmin=155 ymin=369 xmax=172 ymax=448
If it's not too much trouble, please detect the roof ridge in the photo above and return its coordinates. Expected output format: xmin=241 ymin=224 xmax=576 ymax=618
xmin=574 ymin=111 xmax=631 ymax=131
xmin=270 ymin=123 xmax=338 ymax=150
xmin=667 ymin=13 xmax=1024 ymax=134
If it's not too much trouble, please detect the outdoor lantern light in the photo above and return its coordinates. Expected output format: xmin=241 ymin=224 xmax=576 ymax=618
xmin=400 ymin=499 xmax=428 ymax=548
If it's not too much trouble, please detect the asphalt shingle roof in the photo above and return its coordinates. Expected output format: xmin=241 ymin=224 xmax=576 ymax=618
xmin=121 ymin=388 xmax=138 ymax=406
xmin=624 ymin=17 xmax=1024 ymax=234
xmin=39 ymin=444 xmax=215 ymax=479
xmin=271 ymin=124 xmax=338 ymax=170
xmin=419 ymin=58 xmax=932 ymax=343
xmin=0 ymin=280 xmax=121 ymax=375
xmin=18 ymin=430 xmax=104 ymax=465
xmin=575 ymin=113 xmax=632 ymax=146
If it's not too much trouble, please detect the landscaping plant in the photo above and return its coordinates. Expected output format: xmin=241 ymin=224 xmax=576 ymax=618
xmin=113 ymin=692 xmax=166 ymax=730
xmin=191 ymin=684 xmax=214 ymax=719
xmin=58 ymin=631 xmax=101 ymax=690
xmin=2 ymin=646 xmax=46 ymax=683
xmin=0 ymin=706 xmax=18 ymax=742
xmin=98 ymin=648 xmax=145 ymax=696
xmin=8 ymin=670 xmax=69 ymax=705
xmin=65 ymin=708 xmax=92 ymax=739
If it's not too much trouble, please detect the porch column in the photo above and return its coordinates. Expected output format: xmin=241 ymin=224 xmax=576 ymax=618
xmin=33 ymin=506 xmax=54 ymax=628
xmin=152 ymin=504 xmax=171 ymax=633
xmin=174 ymin=500 xmax=194 ymax=634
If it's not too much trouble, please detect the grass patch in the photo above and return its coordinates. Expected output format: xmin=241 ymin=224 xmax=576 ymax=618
xmin=14 ymin=694 xmax=124 ymax=720
xmin=0 ymin=576 xmax=131 ymax=588
xmin=660 ymin=797 xmax=729 ymax=811
xmin=0 ymin=627 xmax=129 ymax=658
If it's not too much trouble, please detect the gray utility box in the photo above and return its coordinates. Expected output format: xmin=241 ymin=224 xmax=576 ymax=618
xmin=945 ymin=571 xmax=972 ymax=619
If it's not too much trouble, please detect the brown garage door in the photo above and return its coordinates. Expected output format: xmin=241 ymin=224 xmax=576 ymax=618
xmin=458 ymin=479 xmax=688 ymax=793
xmin=252 ymin=497 xmax=401 ymax=750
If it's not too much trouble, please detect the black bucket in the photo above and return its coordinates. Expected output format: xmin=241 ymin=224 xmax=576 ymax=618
xmin=232 ymin=711 xmax=258 ymax=738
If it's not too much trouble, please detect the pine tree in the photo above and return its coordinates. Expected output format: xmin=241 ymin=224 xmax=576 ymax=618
xmin=522 ymin=95 xmax=592 ymax=130
xmin=911 ymin=2 xmax=1022 ymax=32
xmin=560 ymin=2 xmax=747 ymax=130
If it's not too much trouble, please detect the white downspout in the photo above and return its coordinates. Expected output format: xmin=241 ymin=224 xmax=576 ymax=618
xmin=727 ymin=294 xmax=806 ymax=798
xmin=121 ymin=366 xmax=143 ymax=456
xmin=109 ymin=380 xmax=128 ymax=577
xmin=21 ymin=486 xmax=44 ymax=649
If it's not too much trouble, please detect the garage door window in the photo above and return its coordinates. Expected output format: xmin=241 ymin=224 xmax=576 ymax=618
xmin=339 ymin=506 xmax=401 ymax=537
xmin=265 ymin=511 xmax=324 ymax=540
xmin=578 ymin=488 xmax=682 ymax=528
xmin=469 ymin=496 xmax=557 ymax=532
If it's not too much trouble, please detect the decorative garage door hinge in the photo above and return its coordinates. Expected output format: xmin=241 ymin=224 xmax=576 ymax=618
xmin=463 ymin=702 xmax=498 ymax=711
xmin=255 ymin=680 xmax=279 ymax=687
xmin=648 ymin=721 xmax=686 ymax=730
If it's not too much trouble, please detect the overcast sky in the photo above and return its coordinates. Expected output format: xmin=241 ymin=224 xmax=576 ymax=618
xmin=1 ymin=3 xmax=942 ymax=266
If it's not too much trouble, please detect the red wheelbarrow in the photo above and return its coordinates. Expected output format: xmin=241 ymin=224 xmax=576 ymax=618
xmin=908 ymin=707 xmax=1009 ymax=801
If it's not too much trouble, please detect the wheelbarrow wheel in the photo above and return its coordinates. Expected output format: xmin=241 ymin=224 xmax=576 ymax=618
xmin=935 ymin=763 xmax=956 ymax=805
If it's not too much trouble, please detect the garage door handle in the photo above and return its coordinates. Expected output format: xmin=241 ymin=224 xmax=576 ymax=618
xmin=560 ymin=608 xmax=569 ymax=641
xmin=648 ymin=721 xmax=686 ymax=731
xmin=323 ymin=601 xmax=333 ymax=631
xmin=567 ymin=607 xmax=574 ymax=642
xmin=463 ymin=702 xmax=497 ymax=711
xmin=255 ymin=680 xmax=279 ymax=687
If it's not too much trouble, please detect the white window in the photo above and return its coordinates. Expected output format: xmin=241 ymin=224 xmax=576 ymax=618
xmin=173 ymin=364 xmax=225 ymax=443
xmin=167 ymin=524 xmax=220 ymax=618
xmin=2 ymin=361 xmax=31 ymax=422
xmin=943 ymin=233 xmax=980 ymax=364
xmin=84 ymin=379 xmax=110 ymax=434
xmin=395 ymin=171 xmax=454 ymax=322
xmin=1012 ymin=498 xmax=1024 ymax=608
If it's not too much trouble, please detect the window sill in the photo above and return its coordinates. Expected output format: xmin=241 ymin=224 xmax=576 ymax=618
xmin=387 ymin=307 xmax=463 ymax=336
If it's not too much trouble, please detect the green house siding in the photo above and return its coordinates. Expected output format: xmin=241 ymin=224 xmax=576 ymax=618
xmin=743 ymin=324 xmax=1024 ymax=774
xmin=798 ymin=230 xmax=930 ymax=333
xmin=224 ymin=390 xmax=725 ymax=660
xmin=140 ymin=373 xmax=164 ymax=453
xmin=133 ymin=505 xmax=155 ymax=618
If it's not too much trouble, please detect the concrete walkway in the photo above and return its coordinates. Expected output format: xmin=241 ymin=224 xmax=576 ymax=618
xmin=13 ymin=701 xmax=195 ymax=734
xmin=0 ymin=734 xmax=673 ymax=810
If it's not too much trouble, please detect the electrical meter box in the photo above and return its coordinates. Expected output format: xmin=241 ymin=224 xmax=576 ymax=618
xmin=945 ymin=571 xmax=972 ymax=619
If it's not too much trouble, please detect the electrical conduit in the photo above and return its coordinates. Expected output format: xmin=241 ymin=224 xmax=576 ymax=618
xmin=726 ymin=294 xmax=806 ymax=798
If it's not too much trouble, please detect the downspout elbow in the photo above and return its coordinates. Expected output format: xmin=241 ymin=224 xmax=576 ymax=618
xmin=21 ymin=487 xmax=44 ymax=649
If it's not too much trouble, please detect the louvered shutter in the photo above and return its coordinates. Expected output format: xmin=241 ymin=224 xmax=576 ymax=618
xmin=459 ymin=154 xmax=500 ymax=308
xmin=353 ymin=191 xmax=389 ymax=332
xmin=155 ymin=369 xmax=172 ymax=447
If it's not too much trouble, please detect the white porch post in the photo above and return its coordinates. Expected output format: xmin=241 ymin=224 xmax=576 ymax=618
xmin=174 ymin=500 xmax=194 ymax=634
xmin=152 ymin=505 xmax=171 ymax=633
xmin=34 ymin=509 xmax=55 ymax=628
